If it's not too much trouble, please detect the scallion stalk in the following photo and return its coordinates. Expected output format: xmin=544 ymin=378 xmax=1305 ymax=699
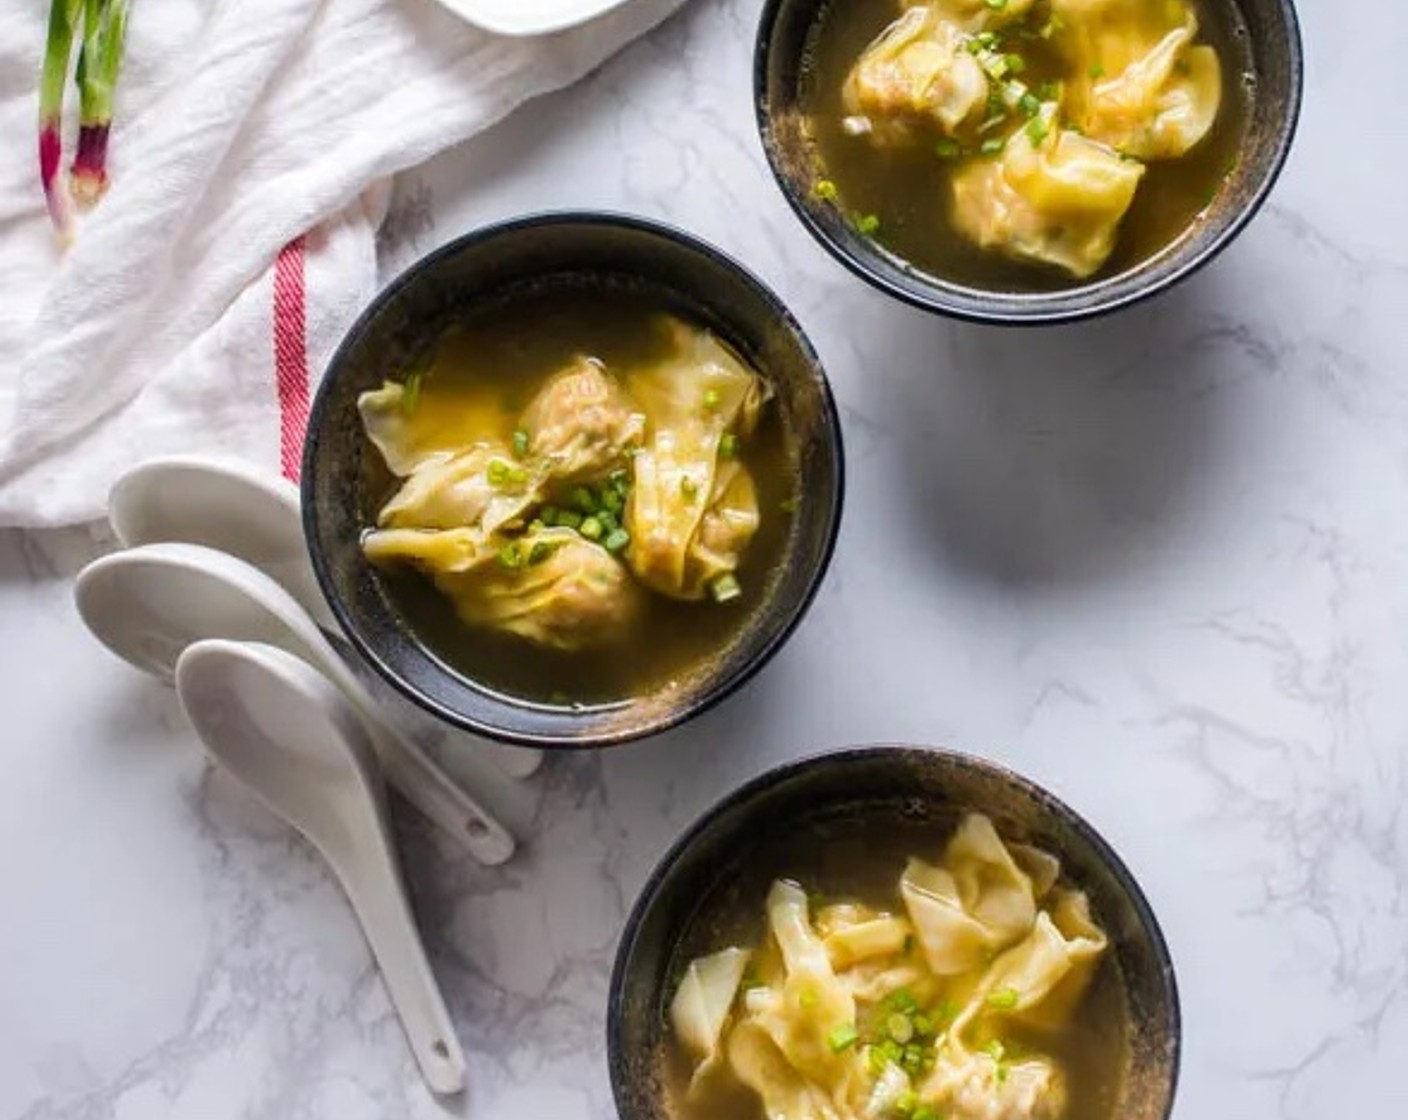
xmin=39 ymin=0 xmax=83 ymax=242
xmin=71 ymin=0 xmax=130 ymax=208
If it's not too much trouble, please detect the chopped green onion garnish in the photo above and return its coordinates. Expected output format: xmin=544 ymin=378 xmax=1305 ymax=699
xmin=980 ymin=137 xmax=1006 ymax=155
xmin=580 ymin=516 xmax=604 ymax=541
xmin=887 ymin=1013 xmax=915 ymax=1044
xmin=703 ymin=387 xmax=722 ymax=410
xmin=1025 ymin=116 xmax=1050 ymax=145
xmin=975 ymin=31 xmax=1000 ymax=48
xmin=798 ymin=987 xmax=820 ymax=1010
xmin=719 ymin=432 xmax=737 ymax=459
xmin=1089 ymin=62 xmax=1106 ymax=79
xmin=912 ymin=1013 xmax=934 ymax=1037
xmin=880 ymin=1039 xmax=904 ymax=1062
xmin=540 ymin=505 xmax=560 ymax=527
xmin=827 ymin=1023 xmax=859 ymax=1053
xmin=895 ymin=1091 xmax=918 ymax=1116
xmin=400 ymin=372 xmax=423 ymax=416
xmin=527 ymin=540 xmax=557 ymax=566
xmin=681 ymin=477 xmax=699 ymax=499
xmin=982 ymin=1039 xmax=1006 ymax=1063
xmin=557 ymin=509 xmax=583 ymax=530
xmin=600 ymin=487 xmax=624 ymax=513
xmin=486 ymin=459 xmax=510 ymax=486
xmin=1004 ymin=53 xmax=1026 ymax=73
xmin=497 ymin=543 xmax=524 ymax=569
xmin=852 ymin=212 xmax=880 ymax=237
xmin=1038 ymin=80 xmax=1063 ymax=101
xmin=912 ymin=1107 xmax=941 ymax=1120
xmin=987 ymin=987 xmax=1021 ymax=1010
xmin=609 ymin=467 xmax=631 ymax=493
xmin=985 ymin=0 xmax=1007 ymax=9
xmin=933 ymin=999 xmax=958 ymax=1023
xmin=603 ymin=527 xmax=630 ymax=553
xmin=512 ymin=427 xmax=530 ymax=457
xmin=935 ymin=137 xmax=963 ymax=158
xmin=1019 ymin=92 xmax=1041 ymax=117
xmin=528 ymin=519 xmax=546 ymax=534
xmin=811 ymin=178 xmax=839 ymax=202
xmin=710 ymin=573 xmax=742 ymax=603
xmin=982 ymin=54 xmax=1011 ymax=80
xmin=597 ymin=509 xmax=619 ymax=532
xmin=888 ymin=989 xmax=920 ymax=1014
xmin=572 ymin=486 xmax=597 ymax=513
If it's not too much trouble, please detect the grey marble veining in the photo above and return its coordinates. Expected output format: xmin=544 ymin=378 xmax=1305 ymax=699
xmin=3 ymin=0 xmax=1406 ymax=1117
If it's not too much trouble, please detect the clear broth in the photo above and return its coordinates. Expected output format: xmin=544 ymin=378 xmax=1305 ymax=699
xmin=662 ymin=811 xmax=1131 ymax=1120
xmin=800 ymin=0 xmax=1254 ymax=290
xmin=368 ymin=286 xmax=797 ymax=707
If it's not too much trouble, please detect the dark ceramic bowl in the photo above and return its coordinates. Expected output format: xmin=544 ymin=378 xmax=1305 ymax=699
xmin=755 ymin=0 xmax=1304 ymax=324
xmin=303 ymin=213 xmax=844 ymax=748
xmin=609 ymin=745 xmax=1180 ymax=1120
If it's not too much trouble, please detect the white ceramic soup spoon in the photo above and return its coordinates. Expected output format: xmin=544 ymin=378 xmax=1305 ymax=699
xmin=175 ymin=638 xmax=467 ymax=1095
xmin=74 ymin=541 xmax=514 ymax=866
xmin=107 ymin=455 xmax=543 ymax=780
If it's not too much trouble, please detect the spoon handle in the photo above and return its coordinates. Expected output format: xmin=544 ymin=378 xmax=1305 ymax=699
xmin=367 ymin=720 xmax=517 ymax=865
xmin=339 ymin=833 xmax=468 ymax=1095
xmin=302 ymin=635 xmax=516 ymax=865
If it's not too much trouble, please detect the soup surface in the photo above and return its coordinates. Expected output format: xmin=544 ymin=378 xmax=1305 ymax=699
xmin=358 ymin=285 xmax=795 ymax=706
xmin=801 ymin=0 xmax=1253 ymax=289
xmin=663 ymin=810 xmax=1130 ymax=1120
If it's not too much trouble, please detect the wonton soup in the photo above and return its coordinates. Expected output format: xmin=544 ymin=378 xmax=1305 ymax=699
xmin=664 ymin=811 xmax=1129 ymax=1120
xmin=801 ymin=0 xmax=1253 ymax=289
xmin=357 ymin=286 xmax=796 ymax=706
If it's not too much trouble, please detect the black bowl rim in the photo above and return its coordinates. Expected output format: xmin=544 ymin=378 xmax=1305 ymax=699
xmin=752 ymin=0 xmax=1305 ymax=326
xmin=302 ymin=209 xmax=846 ymax=749
xmin=607 ymin=743 xmax=1183 ymax=1118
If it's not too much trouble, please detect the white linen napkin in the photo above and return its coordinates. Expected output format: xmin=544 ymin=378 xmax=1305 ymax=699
xmin=0 ymin=0 xmax=683 ymax=527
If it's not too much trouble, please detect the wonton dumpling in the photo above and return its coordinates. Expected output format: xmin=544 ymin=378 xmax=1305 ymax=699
xmin=625 ymin=322 xmax=767 ymax=601
xmin=842 ymin=7 xmax=989 ymax=143
xmin=358 ymin=379 xmax=506 ymax=477
xmin=1053 ymin=0 xmax=1222 ymax=160
xmin=377 ymin=445 xmax=540 ymax=533
xmin=922 ymin=1047 xmax=1066 ymax=1120
xmin=671 ymin=947 xmax=753 ymax=1093
xmin=950 ymin=122 xmax=1145 ymax=278
xmin=363 ymin=525 xmax=491 ymax=573
xmin=358 ymin=381 xmax=432 ymax=476
xmin=365 ymin=527 xmax=641 ymax=651
xmin=727 ymin=1021 xmax=844 ymax=1120
xmin=901 ymin=814 xmax=1038 ymax=975
xmin=1009 ymin=843 xmax=1062 ymax=901
xmin=518 ymin=356 xmax=645 ymax=482
xmin=999 ymin=891 xmax=1108 ymax=1031
xmin=901 ymin=0 xmax=1038 ymax=31
xmin=744 ymin=881 xmax=858 ymax=1090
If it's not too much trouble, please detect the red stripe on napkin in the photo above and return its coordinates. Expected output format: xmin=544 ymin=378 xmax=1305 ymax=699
xmin=273 ymin=237 xmax=310 ymax=482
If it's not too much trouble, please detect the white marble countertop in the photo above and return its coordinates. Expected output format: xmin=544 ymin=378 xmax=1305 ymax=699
xmin=4 ymin=1 xmax=1405 ymax=1117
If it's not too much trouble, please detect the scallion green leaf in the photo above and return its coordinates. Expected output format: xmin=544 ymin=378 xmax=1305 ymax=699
xmin=710 ymin=573 xmax=742 ymax=603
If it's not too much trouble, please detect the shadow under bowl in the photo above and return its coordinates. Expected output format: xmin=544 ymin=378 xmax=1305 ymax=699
xmin=755 ymin=0 xmax=1304 ymax=324
xmin=609 ymin=744 xmax=1180 ymax=1120
xmin=302 ymin=212 xmax=844 ymax=748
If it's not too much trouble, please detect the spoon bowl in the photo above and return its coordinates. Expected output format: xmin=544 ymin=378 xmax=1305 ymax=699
xmin=75 ymin=542 xmax=514 ymax=865
xmin=108 ymin=455 xmax=542 ymax=779
xmin=175 ymin=639 xmax=467 ymax=1095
